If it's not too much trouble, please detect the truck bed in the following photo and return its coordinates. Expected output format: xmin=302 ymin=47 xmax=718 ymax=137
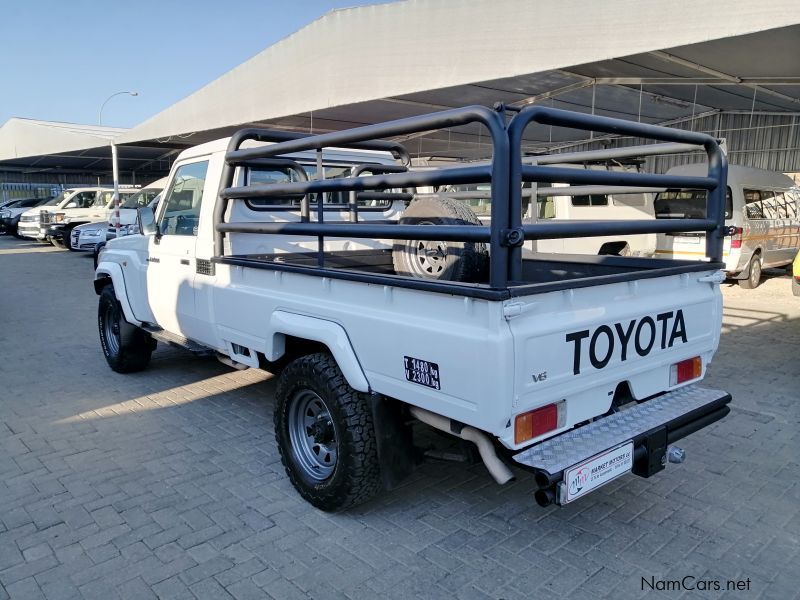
xmin=215 ymin=249 xmax=725 ymax=299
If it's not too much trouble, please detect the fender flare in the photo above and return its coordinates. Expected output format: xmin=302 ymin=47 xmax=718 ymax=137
xmin=268 ymin=311 xmax=370 ymax=392
xmin=94 ymin=262 xmax=141 ymax=326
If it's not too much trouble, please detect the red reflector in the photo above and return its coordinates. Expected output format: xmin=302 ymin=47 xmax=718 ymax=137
xmin=515 ymin=403 xmax=558 ymax=444
xmin=671 ymin=356 xmax=702 ymax=386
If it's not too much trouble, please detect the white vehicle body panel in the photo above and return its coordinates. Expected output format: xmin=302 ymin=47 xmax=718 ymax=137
xmin=96 ymin=137 xmax=724 ymax=455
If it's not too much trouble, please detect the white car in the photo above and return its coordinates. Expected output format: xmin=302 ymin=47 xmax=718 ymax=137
xmin=95 ymin=106 xmax=732 ymax=511
xmin=43 ymin=188 xmax=138 ymax=248
xmin=16 ymin=192 xmax=78 ymax=241
xmin=71 ymin=180 xmax=166 ymax=252
xmin=69 ymin=221 xmax=108 ymax=252
xmin=17 ymin=187 xmax=118 ymax=243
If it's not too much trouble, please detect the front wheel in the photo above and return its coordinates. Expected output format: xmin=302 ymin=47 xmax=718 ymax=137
xmin=739 ymin=254 xmax=762 ymax=289
xmin=98 ymin=285 xmax=154 ymax=373
xmin=274 ymin=353 xmax=382 ymax=511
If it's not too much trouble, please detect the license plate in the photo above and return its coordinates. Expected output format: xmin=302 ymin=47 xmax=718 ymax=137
xmin=683 ymin=236 xmax=701 ymax=244
xmin=562 ymin=441 xmax=633 ymax=503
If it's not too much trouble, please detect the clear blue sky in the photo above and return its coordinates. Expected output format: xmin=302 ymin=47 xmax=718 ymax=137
xmin=0 ymin=0 xmax=394 ymax=128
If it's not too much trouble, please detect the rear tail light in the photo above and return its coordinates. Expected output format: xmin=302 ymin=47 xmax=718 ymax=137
xmin=728 ymin=226 xmax=743 ymax=249
xmin=514 ymin=402 xmax=564 ymax=444
xmin=670 ymin=356 xmax=702 ymax=386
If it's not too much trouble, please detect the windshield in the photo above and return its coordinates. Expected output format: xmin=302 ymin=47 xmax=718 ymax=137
xmin=654 ymin=188 xmax=732 ymax=220
xmin=121 ymin=187 xmax=162 ymax=209
xmin=46 ymin=191 xmax=70 ymax=206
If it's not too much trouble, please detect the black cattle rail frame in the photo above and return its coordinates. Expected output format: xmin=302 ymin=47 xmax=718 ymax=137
xmin=213 ymin=105 xmax=728 ymax=295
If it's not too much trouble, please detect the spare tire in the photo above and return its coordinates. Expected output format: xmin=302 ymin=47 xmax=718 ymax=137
xmin=392 ymin=195 xmax=488 ymax=282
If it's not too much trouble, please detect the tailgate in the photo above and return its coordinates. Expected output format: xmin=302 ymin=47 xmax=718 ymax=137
xmin=505 ymin=268 xmax=722 ymax=447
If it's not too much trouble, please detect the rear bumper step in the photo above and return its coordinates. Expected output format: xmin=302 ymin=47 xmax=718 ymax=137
xmin=512 ymin=385 xmax=731 ymax=505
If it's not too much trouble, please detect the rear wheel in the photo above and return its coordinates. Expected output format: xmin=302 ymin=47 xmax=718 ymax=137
xmin=98 ymin=285 xmax=154 ymax=373
xmin=739 ymin=253 xmax=762 ymax=289
xmin=274 ymin=353 xmax=382 ymax=511
xmin=392 ymin=196 xmax=488 ymax=282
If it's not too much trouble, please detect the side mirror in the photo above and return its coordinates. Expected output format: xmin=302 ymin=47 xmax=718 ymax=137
xmin=137 ymin=206 xmax=157 ymax=235
xmin=65 ymin=201 xmax=78 ymax=208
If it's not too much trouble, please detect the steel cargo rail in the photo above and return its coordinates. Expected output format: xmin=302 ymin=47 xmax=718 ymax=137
xmin=506 ymin=106 xmax=728 ymax=281
xmin=215 ymin=104 xmax=728 ymax=290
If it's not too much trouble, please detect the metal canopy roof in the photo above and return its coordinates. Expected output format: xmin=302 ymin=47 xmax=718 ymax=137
xmin=112 ymin=0 xmax=800 ymax=170
xmin=2 ymin=0 xmax=799 ymax=178
xmin=0 ymin=118 xmax=183 ymax=180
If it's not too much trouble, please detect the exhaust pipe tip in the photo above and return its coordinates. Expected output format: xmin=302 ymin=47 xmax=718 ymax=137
xmin=534 ymin=470 xmax=558 ymax=488
xmin=534 ymin=488 xmax=555 ymax=507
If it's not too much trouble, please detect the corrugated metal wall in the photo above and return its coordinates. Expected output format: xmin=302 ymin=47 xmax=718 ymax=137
xmin=552 ymin=112 xmax=800 ymax=174
xmin=0 ymin=171 xmax=141 ymax=186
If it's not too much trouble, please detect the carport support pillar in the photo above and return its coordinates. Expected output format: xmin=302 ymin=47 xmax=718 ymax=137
xmin=112 ymin=142 xmax=120 ymax=237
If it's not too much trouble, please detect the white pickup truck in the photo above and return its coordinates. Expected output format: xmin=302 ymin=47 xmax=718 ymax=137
xmin=94 ymin=106 xmax=732 ymax=511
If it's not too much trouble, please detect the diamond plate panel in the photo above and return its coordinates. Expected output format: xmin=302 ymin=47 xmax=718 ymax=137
xmin=513 ymin=385 xmax=729 ymax=474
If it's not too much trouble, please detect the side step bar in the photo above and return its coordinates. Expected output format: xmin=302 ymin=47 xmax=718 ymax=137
xmin=512 ymin=385 xmax=731 ymax=506
xmin=140 ymin=324 xmax=214 ymax=356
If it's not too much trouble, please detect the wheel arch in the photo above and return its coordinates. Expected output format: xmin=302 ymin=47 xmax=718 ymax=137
xmin=267 ymin=311 xmax=370 ymax=393
xmin=94 ymin=262 xmax=141 ymax=326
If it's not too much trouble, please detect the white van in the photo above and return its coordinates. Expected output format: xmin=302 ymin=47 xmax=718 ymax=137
xmin=654 ymin=164 xmax=800 ymax=288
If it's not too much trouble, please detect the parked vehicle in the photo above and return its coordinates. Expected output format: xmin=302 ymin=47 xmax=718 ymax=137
xmin=438 ymin=163 xmax=656 ymax=257
xmin=0 ymin=197 xmax=52 ymax=237
xmin=70 ymin=221 xmax=109 ymax=252
xmin=72 ymin=180 xmax=166 ymax=252
xmin=654 ymin=164 xmax=800 ymax=289
xmin=42 ymin=188 xmax=138 ymax=248
xmin=16 ymin=192 xmax=75 ymax=241
xmin=95 ymin=106 xmax=731 ymax=511
xmin=107 ymin=178 xmax=167 ymax=240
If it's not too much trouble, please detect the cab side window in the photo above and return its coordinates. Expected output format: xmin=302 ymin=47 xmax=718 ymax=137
xmin=71 ymin=191 xmax=98 ymax=208
xmin=158 ymin=161 xmax=209 ymax=236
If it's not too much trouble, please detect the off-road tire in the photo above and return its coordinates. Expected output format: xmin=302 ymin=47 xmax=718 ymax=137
xmin=739 ymin=253 xmax=762 ymax=289
xmin=98 ymin=285 xmax=154 ymax=373
xmin=274 ymin=353 xmax=382 ymax=511
xmin=392 ymin=195 xmax=488 ymax=282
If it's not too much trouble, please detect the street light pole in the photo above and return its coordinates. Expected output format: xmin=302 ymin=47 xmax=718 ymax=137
xmin=98 ymin=91 xmax=138 ymax=237
xmin=98 ymin=90 xmax=138 ymax=126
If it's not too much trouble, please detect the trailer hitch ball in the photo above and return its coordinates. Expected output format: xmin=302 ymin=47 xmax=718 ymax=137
xmin=667 ymin=446 xmax=686 ymax=464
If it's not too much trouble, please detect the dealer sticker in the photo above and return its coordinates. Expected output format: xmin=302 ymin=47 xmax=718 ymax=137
xmin=403 ymin=356 xmax=440 ymax=390
xmin=563 ymin=441 xmax=633 ymax=503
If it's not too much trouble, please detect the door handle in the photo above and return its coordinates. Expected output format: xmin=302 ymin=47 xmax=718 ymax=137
xmin=180 ymin=259 xmax=190 ymax=266
xmin=147 ymin=257 xmax=160 ymax=263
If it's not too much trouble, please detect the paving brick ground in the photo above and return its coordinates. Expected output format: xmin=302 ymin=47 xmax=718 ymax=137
xmin=0 ymin=235 xmax=798 ymax=599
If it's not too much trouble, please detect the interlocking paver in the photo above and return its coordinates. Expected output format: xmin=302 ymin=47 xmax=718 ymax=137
xmin=1 ymin=237 xmax=798 ymax=600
